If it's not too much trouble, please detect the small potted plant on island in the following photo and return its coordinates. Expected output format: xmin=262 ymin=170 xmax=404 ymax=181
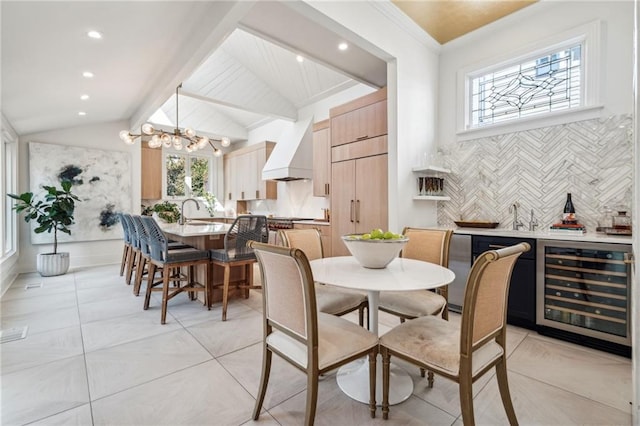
xmin=8 ymin=181 xmax=80 ymax=276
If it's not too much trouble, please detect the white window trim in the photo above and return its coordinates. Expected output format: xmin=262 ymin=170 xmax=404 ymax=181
xmin=456 ymin=20 xmax=602 ymax=139
xmin=161 ymin=149 xmax=216 ymax=200
xmin=1 ymin=126 xmax=18 ymax=261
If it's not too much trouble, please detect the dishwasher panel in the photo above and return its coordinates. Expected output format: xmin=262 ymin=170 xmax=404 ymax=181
xmin=447 ymin=234 xmax=471 ymax=313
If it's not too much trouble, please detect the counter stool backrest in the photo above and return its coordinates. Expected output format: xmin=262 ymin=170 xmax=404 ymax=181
xmin=118 ymin=213 xmax=132 ymax=244
xmin=141 ymin=216 xmax=170 ymax=263
xmin=224 ymin=215 xmax=269 ymax=259
xmin=122 ymin=214 xmax=139 ymax=249
xmin=131 ymin=215 xmax=150 ymax=256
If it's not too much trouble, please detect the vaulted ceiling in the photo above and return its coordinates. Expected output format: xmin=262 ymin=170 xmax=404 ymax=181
xmin=1 ymin=1 xmax=535 ymax=144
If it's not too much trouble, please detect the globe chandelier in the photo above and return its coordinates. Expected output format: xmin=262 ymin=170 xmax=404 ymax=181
xmin=119 ymin=83 xmax=230 ymax=157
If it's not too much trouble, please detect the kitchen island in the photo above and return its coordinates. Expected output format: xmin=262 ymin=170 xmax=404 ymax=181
xmin=160 ymin=221 xmax=253 ymax=305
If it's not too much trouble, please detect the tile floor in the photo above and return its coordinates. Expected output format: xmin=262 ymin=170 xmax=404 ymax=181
xmin=0 ymin=264 xmax=632 ymax=425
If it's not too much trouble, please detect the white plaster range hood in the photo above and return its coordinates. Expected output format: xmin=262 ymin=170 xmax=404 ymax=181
xmin=262 ymin=117 xmax=314 ymax=181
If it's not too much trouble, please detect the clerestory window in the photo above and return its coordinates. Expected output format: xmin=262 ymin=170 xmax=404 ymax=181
xmin=459 ymin=20 xmax=601 ymax=135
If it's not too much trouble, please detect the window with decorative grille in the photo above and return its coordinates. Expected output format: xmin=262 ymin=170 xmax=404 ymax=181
xmin=470 ymin=44 xmax=582 ymax=127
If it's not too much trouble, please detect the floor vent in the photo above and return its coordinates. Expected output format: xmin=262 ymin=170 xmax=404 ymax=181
xmin=0 ymin=326 xmax=29 ymax=344
xmin=24 ymin=283 xmax=43 ymax=290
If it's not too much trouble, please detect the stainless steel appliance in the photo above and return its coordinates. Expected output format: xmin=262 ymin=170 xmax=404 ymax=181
xmin=266 ymin=217 xmax=313 ymax=244
xmin=447 ymin=233 xmax=472 ymax=312
xmin=536 ymin=239 xmax=632 ymax=356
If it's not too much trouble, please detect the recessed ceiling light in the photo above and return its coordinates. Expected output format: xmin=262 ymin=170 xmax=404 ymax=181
xmin=80 ymin=94 xmax=89 ymax=100
xmin=338 ymin=42 xmax=348 ymax=51
xmin=78 ymin=111 xmax=87 ymax=116
xmin=296 ymin=55 xmax=304 ymax=63
xmin=82 ymin=71 xmax=94 ymax=78
xmin=87 ymin=30 xmax=102 ymax=39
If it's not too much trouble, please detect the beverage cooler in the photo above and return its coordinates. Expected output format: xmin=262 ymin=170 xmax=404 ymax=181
xmin=536 ymin=239 xmax=632 ymax=357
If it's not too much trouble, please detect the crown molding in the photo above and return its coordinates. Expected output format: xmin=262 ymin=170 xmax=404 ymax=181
xmin=369 ymin=1 xmax=441 ymax=53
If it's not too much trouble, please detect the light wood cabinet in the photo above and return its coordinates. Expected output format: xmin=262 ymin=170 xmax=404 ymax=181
xmin=224 ymin=141 xmax=277 ymax=201
xmin=330 ymin=154 xmax=388 ymax=256
xmin=329 ymin=87 xmax=388 ymax=257
xmin=330 ymin=88 xmax=387 ymax=147
xmin=293 ymin=222 xmax=332 ymax=257
xmin=141 ymin=145 xmax=162 ymax=200
xmin=312 ymin=119 xmax=331 ymax=197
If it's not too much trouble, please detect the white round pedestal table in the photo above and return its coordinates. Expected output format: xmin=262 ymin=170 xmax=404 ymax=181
xmin=309 ymin=256 xmax=455 ymax=405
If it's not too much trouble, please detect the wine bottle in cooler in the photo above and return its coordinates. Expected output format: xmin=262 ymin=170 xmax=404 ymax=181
xmin=562 ymin=193 xmax=577 ymax=225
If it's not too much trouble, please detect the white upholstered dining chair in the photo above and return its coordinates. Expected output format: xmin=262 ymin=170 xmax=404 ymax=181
xmin=248 ymin=241 xmax=379 ymax=425
xmin=379 ymin=242 xmax=530 ymax=425
xmin=279 ymin=228 xmax=368 ymax=326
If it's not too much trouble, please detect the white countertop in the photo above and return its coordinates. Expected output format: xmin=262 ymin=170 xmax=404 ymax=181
xmin=292 ymin=219 xmax=331 ymax=226
xmin=160 ymin=221 xmax=231 ymax=237
xmin=452 ymin=227 xmax=632 ymax=244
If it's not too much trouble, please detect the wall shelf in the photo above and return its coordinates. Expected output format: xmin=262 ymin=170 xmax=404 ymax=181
xmin=413 ymin=195 xmax=451 ymax=201
xmin=412 ymin=165 xmax=451 ymax=174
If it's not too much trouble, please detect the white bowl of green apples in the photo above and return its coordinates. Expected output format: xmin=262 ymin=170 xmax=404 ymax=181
xmin=342 ymin=229 xmax=408 ymax=269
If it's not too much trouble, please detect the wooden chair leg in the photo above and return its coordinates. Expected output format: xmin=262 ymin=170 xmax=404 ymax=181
xmin=252 ymin=346 xmax=272 ymax=420
xmin=381 ymin=347 xmax=391 ymax=420
xmin=441 ymin=303 xmax=449 ymax=320
xmin=358 ymin=305 xmax=364 ymax=327
xmin=120 ymin=245 xmax=128 ymax=276
xmin=304 ymin=371 xmax=319 ymax=426
xmin=459 ymin=372 xmax=475 ymax=426
xmin=133 ymin=256 xmax=146 ymax=296
xmin=126 ymin=250 xmax=138 ymax=285
xmin=427 ymin=370 xmax=434 ymax=387
xmin=222 ymin=264 xmax=231 ymax=321
xmin=245 ymin=263 xmax=253 ymax=298
xmin=368 ymin=351 xmax=377 ymax=418
xmin=496 ymin=358 xmax=518 ymax=425
xmin=143 ymin=263 xmax=156 ymax=310
xmin=161 ymin=266 xmax=171 ymax=324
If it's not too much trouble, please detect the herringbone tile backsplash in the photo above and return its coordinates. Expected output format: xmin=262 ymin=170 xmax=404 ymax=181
xmin=437 ymin=115 xmax=633 ymax=231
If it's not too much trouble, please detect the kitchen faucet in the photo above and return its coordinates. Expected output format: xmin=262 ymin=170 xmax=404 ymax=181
xmin=529 ymin=209 xmax=538 ymax=231
xmin=179 ymin=198 xmax=200 ymax=225
xmin=509 ymin=202 xmax=524 ymax=231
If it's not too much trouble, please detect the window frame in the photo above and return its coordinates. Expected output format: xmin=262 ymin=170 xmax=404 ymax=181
xmin=457 ymin=20 xmax=602 ymax=139
xmin=1 ymin=126 xmax=18 ymax=260
xmin=162 ymin=150 xmax=216 ymax=200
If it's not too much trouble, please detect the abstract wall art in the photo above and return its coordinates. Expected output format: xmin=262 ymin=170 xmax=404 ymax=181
xmin=28 ymin=142 xmax=131 ymax=244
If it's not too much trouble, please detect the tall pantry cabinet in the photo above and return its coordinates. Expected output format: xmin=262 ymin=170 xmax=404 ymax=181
xmin=330 ymin=88 xmax=388 ymax=256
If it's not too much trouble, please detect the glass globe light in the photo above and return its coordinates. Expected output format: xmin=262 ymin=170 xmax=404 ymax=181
xmin=141 ymin=123 xmax=155 ymax=135
xmin=161 ymin=133 xmax=172 ymax=148
xmin=185 ymin=128 xmax=196 ymax=138
xmin=172 ymin=135 xmax=181 ymax=145
xmin=174 ymin=142 xmax=183 ymax=150
xmin=185 ymin=145 xmax=193 ymax=153
xmin=220 ymin=137 xmax=231 ymax=147
xmin=151 ymin=134 xmax=160 ymax=144
xmin=197 ymin=136 xmax=208 ymax=149
xmin=147 ymin=139 xmax=155 ymax=148
xmin=119 ymin=130 xmax=131 ymax=141
xmin=213 ymin=148 xmax=222 ymax=157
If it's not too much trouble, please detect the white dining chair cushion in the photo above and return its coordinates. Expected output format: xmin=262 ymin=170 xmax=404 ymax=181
xmin=315 ymin=285 xmax=367 ymax=315
xmin=378 ymin=290 xmax=446 ymax=318
xmin=379 ymin=316 xmax=503 ymax=377
xmin=266 ymin=312 xmax=378 ymax=370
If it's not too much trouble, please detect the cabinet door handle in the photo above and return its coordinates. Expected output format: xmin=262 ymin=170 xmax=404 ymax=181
xmin=325 ymin=183 xmax=330 ymax=195
xmin=488 ymin=244 xmax=508 ymax=249
xmin=228 ymin=193 xmax=232 ymax=200
xmin=356 ymin=200 xmax=360 ymax=223
xmin=256 ymin=190 xmax=260 ymax=199
xmin=350 ymin=200 xmax=355 ymax=223
xmin=241 ymin=191 xmax=245 ymax=199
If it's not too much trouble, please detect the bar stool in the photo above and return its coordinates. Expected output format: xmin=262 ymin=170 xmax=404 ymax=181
xmin=117 ymin=213 xmax=132 ymax=277
xmin=141 ymin=216 xmax=211 ymax=324
xmin=209 ymin=215 xmax=268 ymax=321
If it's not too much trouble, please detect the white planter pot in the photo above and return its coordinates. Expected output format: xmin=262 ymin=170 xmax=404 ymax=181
xmin=37 ymin=252 xmax=70 ymax=277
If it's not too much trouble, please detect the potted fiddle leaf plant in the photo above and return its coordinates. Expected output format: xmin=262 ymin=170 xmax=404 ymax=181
xmin=8 ymin=181 xmax=80 ymax=276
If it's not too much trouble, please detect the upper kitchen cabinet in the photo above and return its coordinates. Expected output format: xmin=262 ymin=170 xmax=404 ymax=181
xmin=312 ymin=119 xmax=331 ymax=197
xmin=224 ymin=141 xmax=277 ymax=201
xmin=141 ymin=144 xmax=162 ymax=200
xmin=329 ymin=88 xmax=388 ymax=256
xmin=330 ymin=87 xmax=387 ymax=147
